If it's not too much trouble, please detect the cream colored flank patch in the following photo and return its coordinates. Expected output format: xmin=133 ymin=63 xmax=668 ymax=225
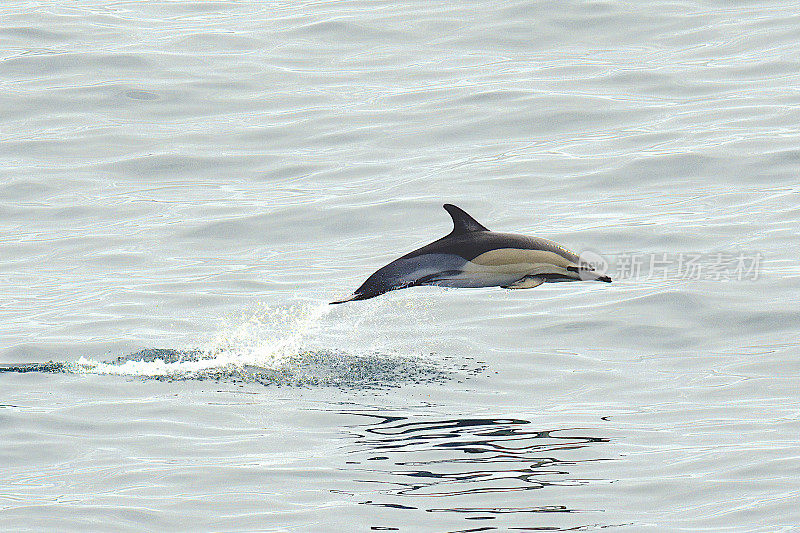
xmin=458 ymin=248 xmax=580 ymax=284
xmin=469 ymin=248 xmax=574 ymax=269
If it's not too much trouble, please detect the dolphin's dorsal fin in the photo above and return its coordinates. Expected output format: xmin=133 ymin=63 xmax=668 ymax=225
xmin=443 ymin=204 xmax=489 ymax=235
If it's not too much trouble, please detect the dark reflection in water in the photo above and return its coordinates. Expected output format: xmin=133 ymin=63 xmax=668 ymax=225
xmin=338 ymin=412 xmax=614 ymax=532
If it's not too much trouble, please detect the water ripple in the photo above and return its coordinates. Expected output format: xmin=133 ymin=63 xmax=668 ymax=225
xmin=338 ymin=412 xmax=612 ymax=529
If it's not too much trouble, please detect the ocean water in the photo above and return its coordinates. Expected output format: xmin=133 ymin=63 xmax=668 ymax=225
xmin=1 ymin=1 xmax=799 ymax=531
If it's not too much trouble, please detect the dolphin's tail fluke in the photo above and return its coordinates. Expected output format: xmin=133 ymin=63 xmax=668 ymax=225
xmin=329 ymin=295 xmax=357 ymax=305
xmin=330 ymin=293 xmax=373 ymax=304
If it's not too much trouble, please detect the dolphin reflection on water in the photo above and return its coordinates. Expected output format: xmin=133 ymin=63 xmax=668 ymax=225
xmin=332 ymin=204 xmax=611 ymax=304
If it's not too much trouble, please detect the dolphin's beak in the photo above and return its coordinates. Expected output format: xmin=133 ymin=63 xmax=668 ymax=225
xmin=573 ymin=267 xmax=612 ymax=282
xmin=585 ymin=271 xmax=612 ymax=282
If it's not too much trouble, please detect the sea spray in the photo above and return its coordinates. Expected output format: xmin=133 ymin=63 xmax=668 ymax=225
xmin=66 ymin=301 xmax=462 ymax=387
xmin=75 ymin=301 xmax=333 ymax=378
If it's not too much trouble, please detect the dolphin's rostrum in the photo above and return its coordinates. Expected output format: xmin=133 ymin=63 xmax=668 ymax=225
xmin=331 ymin=204 xmax=611 ymax=304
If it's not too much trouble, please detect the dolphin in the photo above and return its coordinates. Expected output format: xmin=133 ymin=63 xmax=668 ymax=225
xmin=331 ymin=204 xmax=611 ymax=304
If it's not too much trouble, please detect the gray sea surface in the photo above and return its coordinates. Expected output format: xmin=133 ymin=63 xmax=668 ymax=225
xmin=2 ymin=1 xmax=799 ymax=531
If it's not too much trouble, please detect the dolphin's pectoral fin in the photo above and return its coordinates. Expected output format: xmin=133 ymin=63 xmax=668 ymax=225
xmin=503 ymin=276 xmax=545 ymax=289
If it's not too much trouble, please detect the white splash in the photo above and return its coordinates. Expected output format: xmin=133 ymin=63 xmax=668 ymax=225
xmin=75 ymin=301 xmax=333 ymax=378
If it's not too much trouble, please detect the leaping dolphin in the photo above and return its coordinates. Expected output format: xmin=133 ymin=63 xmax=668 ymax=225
xmin=331 ymin=204 xmax=611 ymax=304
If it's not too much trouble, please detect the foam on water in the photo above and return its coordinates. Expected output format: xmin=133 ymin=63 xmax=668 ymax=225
xmin=76 ymin=301 xmax=333 ymax=378
xmin=4 ymin=301 xmax=462 ymax=388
